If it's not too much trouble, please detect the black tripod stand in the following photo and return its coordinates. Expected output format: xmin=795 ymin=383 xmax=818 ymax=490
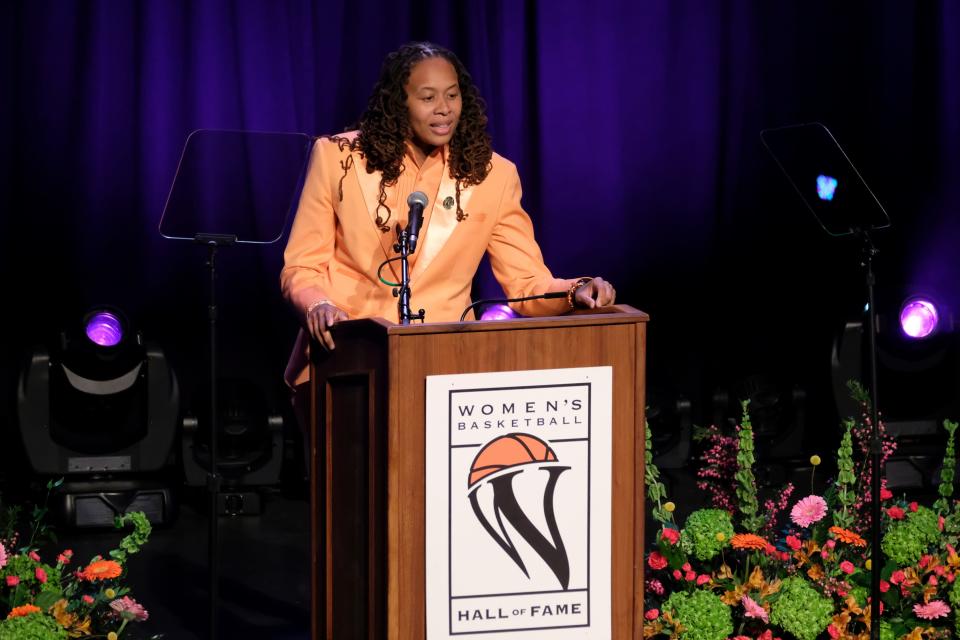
xmin=762 ymin=122 xmax=891 ymax=639
xmin=159 ymin=129 xmax=312 ymax=639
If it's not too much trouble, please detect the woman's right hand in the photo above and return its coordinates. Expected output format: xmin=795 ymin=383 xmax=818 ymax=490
xmin=306 ymin=302 xmax=349 ymax=350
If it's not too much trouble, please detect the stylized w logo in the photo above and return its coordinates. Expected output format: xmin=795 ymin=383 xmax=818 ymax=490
xmin=467 ymin=434 xmax=571 ymax=590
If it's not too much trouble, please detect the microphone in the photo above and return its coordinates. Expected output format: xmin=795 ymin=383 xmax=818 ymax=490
xmin=405 ymin=191 xmax=428 ymax=253
xmin=459 ymin=291 xmax=567 ymax=322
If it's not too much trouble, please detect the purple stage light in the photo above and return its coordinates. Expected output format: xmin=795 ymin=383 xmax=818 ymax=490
xmin=900 ymin=299 xmax=939 ymax=339
xmin=480 ymin=304 xmax=519 ymax=322
xmin=85 ymin=311 xmax=124 ymax=346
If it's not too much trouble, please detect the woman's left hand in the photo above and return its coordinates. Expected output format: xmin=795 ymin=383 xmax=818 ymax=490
xmin=573 ymin=277 xmax=616 ymax=309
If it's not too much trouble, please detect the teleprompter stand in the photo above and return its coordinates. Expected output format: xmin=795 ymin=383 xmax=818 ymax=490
xmin=159 ymin=129 xmax=312 ymax=639
xmin=762 ymin=122 xmax=891 ymax=640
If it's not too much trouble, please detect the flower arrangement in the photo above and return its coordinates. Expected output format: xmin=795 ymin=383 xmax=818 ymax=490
xmin=0 ymin=480 xmax=155 ymax=639
xmin=644 ymin=382 xmax=960 ymax=640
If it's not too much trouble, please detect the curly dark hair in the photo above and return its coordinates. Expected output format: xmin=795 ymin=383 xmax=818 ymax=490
xmin=348 ymin=42 xmax=493 ymax=230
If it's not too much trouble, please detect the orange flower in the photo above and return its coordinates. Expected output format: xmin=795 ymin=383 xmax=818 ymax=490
xmin=829 ymin=526 xmax=867 ymax=547
xmin=80 ymin=559 xmax=123 ymax=581
xmin=731 ymin=533 xmax=768 ymax=550
xmin=7 ymin=604 xmax=41 ymax=619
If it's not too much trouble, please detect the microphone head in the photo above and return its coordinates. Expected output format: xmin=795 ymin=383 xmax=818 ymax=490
xmin=407 ymin=191 xmax=429 ymax=208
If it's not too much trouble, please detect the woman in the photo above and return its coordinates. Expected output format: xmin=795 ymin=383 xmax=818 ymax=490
xmin=282 ymin=41 xmax=616 ymax=390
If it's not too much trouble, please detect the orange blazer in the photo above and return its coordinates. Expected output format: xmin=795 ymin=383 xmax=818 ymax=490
xmin=281 ymin=133 xmax=577 ymax=386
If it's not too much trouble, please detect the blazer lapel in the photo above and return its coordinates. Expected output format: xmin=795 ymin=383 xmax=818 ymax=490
xmin=351 ymin=152 xmax=401 ymax=280
xmin=411 ymin=170 xmax=474 ymax=280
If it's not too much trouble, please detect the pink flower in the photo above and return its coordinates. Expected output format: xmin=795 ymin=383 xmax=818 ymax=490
xmin=647 ymin=552 xmax=668 ymax=570
xmin=0 ymin=543 xmax=6 ymax=569
xmin=696 ymin=574 xmax=710 ymax=586
xmin=28 ymin=551 xmax=40 ymax=562
xmin=790 ymin=495 xmax=828 ymax=528
xmin=5 ymin=576 xmax=18 ymax=586
xmin=914 ymin=600 xmax=950 ymax=620
xmin=644 ymin=609 xmax=659 ymax=620
xmin=886 ymin=505 xmax=905 ymax=519
xmin=742 ymin=594 xmax=768 ymax=622
xmin=672 ymin=569 xmax=682 ymax=580
xmin=820 ymin=550 xmax=829 ymax=559
xmin=909 ymin=501 xmax=919 ymax=512
xmin=827 ymin=624 xmax=840 ymax=639
xmin=785 ymin=535 xmax=802 ymax=551
xmin=880 ymin=487 xmax=893 ymax=500
xmin=920 ymin=554 xmax=932 ymax=569
xmin=879 ymin=579 xmax=890 ymax=593
xmin=929 ymin=575 xmax=939 ymax=586
xmin=890 ymin=570 xmax=906 ymax=585
xmin=660 ymin=528 xmax=680 ymax=545
xmin=825 ymin=539 xmax=836 ymax=549
xmin=840 ymin=561 xmax=855 ymax=574
xmin=82 ymin=595 xmax=94 ymax=605
xmin=35 ymin=567 xmax=47 ymax=583
xmin=681 ymin=562 xmax=691 ymax=572
xmin=684 ymin=570 xmax=696 ymax=581
xmin=645 ymin=579 xmax=664 ymax=595
xmin=940 ymin=515 xmax=946 ymax=531
xmin=109 ymin=596 xmax=149 ymax=622
xmin=780 ymin=551 xmax=790 ymax=562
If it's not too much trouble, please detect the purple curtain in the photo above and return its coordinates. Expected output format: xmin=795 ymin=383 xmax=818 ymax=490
xmin=2 ymin=0 xmax=958 ymax=429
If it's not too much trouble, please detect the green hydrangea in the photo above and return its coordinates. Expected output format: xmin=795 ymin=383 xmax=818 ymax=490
xmin=769 ymin=576 xmax=833 ymax=640
xmin=879 ymin=621 xmax=895 ymax=640
xmin=882 ymin=506 xmax=941 ymax=566
xmin=680 ymin=509 xmax=734 ymax=561
xmin=663 ymin=590 xmax=732 ymax=640
xmin=0 ymin=612 xmax=68 ymax=640
xmin=949 ymin=574 xmax=960 ymax=608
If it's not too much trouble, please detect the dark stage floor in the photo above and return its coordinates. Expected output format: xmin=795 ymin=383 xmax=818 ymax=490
xmin=54 ymin=487 xmax=312 ymax=640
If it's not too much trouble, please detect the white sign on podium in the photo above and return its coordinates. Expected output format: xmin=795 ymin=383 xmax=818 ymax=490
xmin=425 ymin=367 xmax=612 ymax=639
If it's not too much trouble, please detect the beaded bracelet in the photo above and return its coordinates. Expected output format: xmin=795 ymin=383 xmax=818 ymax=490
xmin=305 ymin=299 xmax=333 ymax=316
xmin=566 ymin=278 xmax=593 ymax=309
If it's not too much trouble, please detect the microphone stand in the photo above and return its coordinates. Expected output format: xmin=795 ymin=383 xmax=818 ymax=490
xmin=393 ymin=227 xmax=424 ymax=325
xmin=855 ymin=227 xmax=883 ymax=640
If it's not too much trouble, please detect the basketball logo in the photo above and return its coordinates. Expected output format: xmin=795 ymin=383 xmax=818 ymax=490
xmin=467 ymin=433 xmax=571 ymax=590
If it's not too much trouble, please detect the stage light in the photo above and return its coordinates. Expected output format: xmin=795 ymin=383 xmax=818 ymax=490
xmin=900 ymin=298 xmax=939 ymax=339
xmin=816 ymin=174 xmax=838 ymax=201
xmin=479 ymin=304 xmax=518 ymax=321
xmin=85 ymin=311 xmax=124 ymax=347
xmin=17 ymin=306 xmax=179 ymax=526
xmin=181 ymin=377 xmax=283 ymax=515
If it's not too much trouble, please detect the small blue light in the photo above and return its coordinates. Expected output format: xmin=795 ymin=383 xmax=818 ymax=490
xmin=816 ymin=175 xmax=838 ymax=201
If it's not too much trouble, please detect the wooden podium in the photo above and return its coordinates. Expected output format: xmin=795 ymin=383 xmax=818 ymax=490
xmin=308 ymin=305 xmax=648 ymax=639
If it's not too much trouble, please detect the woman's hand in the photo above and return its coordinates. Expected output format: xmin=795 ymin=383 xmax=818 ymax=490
xmin=306 ymin=302 xmax=349 ymax=350
xmin=573 ymin=277 xmax=616 ymax=309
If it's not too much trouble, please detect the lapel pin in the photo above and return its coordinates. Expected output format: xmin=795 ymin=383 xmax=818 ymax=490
xmin=443 ymin=196 xmax=455 ymax=210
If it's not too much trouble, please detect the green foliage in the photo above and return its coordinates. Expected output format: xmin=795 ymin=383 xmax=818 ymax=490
xmin=833 ymin=419 xmax=857 ymax=530
xmin=645 ymin=421 xmax=675 ymax=525
xmin=846 ymin=379 xmax=871 ymax=407
xmin=662 ymin=590 xmax=732 ymax=640
xmin=680 ymin=509 xmax=733 ymax=561
xmin=110 ymin=512 xmax=153 ymax=562
xmin=935 ymin=419 xmax=959 ymax=514
xmin=769 ymin=576 xmax=834 ymax=640
xmin=0 ymin=612 xmax=68 ymax=640
xmin=882 ymin=506 xmax=941 ymax=566
xmin=734 ymin=400 xmax=764 ymax=532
